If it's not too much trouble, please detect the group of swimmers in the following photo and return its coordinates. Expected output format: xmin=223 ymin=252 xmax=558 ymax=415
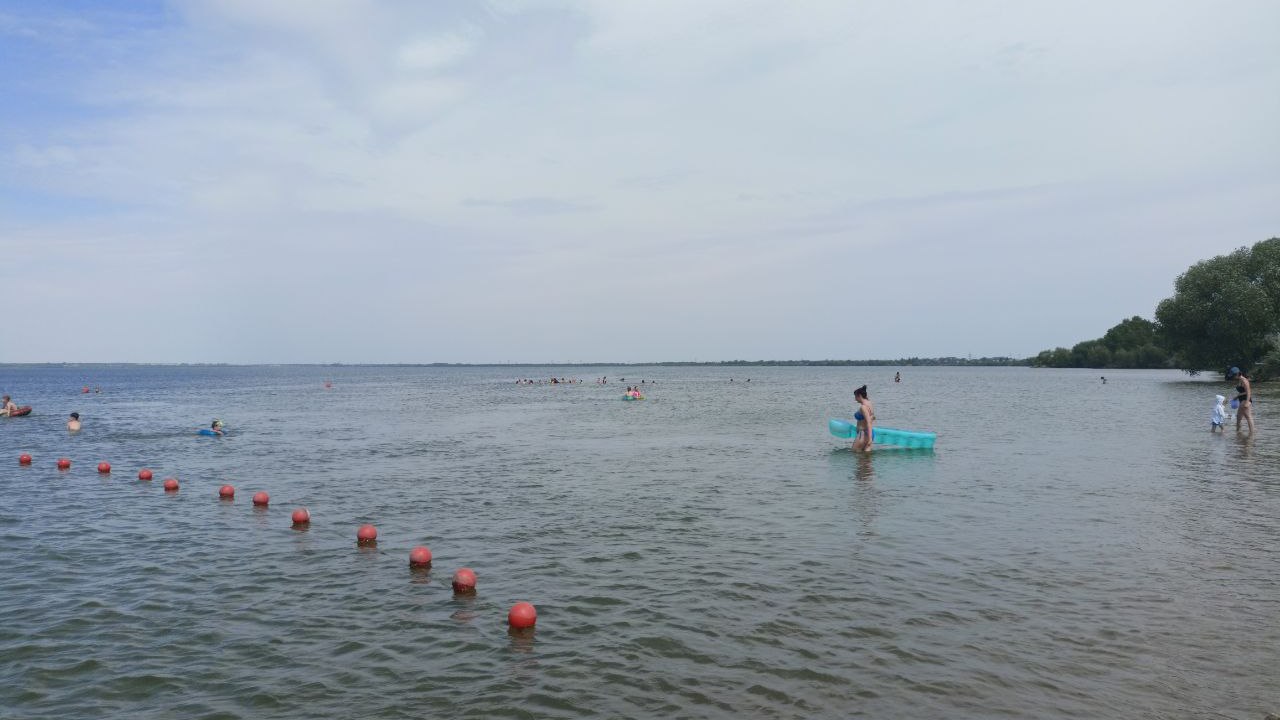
xmin=623 ymin=386 xmax=645 ymax=398
xmin=514 ymin=377 xmax=659 ymax=386
xmin=3 ymin=389 xmax=231 ymax=435
xmin=2 ymin=393 xmax=82 ymax=430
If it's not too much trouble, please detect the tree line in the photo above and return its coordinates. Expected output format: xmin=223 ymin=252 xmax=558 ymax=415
xmin=1033 ymin=237 xmax=1280 ymax=380
xmin=652 ymin=357 xmax=1026 ymax=367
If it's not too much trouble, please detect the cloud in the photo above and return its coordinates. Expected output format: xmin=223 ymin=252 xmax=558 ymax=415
xmin=461 ymin=196 xmax=595 ymax=216
xmin=397 ymin=33 xmax=475 ymax=72
xmin=1 ymin=1 xmax=1278 ymax=362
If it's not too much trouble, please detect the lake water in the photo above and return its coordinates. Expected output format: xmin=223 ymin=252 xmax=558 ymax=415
xmin=0 ymin=365 xmax=1275 ymax=719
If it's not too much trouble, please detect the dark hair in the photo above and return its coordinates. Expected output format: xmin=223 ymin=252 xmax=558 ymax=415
xmin=70 ymin=412 xmax=79 ymax=419
xmin=854 ymin=385 xmax=868 ymax=399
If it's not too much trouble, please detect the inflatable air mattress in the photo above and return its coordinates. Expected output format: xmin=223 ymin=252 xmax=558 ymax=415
xmin=829 ymin=418 xmax=936 ymax=449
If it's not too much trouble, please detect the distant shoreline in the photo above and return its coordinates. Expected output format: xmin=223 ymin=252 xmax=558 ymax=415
xmin=0 ymin=357 xmax=1029 ymax=368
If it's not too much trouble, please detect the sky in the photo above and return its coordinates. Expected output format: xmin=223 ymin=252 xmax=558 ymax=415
xmin=1 ymin=0 xmax=1277 ymax=363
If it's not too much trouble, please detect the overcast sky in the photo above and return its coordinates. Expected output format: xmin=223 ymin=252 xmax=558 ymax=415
xmin=2 ymin=1 xmax=1277 ymax=363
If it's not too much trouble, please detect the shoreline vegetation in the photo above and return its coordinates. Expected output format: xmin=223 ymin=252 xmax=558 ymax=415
xmin=1032 ymin=237 xmax=1279 ymax=381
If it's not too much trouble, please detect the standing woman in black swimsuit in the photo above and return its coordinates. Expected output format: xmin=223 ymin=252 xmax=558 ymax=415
xmin=852 ymin=385 xmax=875 ymax=452
xmin=1228 ymin=367 xmax=1254 ymax=433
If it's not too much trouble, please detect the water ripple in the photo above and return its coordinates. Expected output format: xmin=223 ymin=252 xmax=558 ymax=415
xmin=1 ymin=366 xmax=1277 ymax=718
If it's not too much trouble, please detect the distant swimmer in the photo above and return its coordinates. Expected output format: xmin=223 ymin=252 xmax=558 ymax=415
xmin=1101 ymin=376 xmax=1107 ymax=384
xmin=0 ymin=395 xmax=16 ymax=416
xmin=1227 ymin=367 xmax=1254 ymax=433
xmin=852 ymin=385 xmax=875 ymax=453
xmin=68 ymin=412 xmax=82 ymax=432
xmin=894 ymin=372 xmax=901 ymax=383
xmin=210 ymin=419 xmax=225 ymax=435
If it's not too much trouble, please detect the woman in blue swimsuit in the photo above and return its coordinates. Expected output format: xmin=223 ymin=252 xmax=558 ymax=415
xmin=852 ymin=385 xmax=875 ymax=452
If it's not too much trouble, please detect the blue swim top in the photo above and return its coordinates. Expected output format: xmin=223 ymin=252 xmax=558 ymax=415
xmin=854 ymin=410 xmax=865 ymax=421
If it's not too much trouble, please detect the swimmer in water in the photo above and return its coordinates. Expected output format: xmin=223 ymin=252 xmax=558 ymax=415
xmin=852 ymin=385 xmax=875 ymax=453
xmin=0 ymin=395 xmax=17 ymax=417
xmin=211 ymin=419 xmax=225 ymax=435
xmin=68 ymin=412 xmax=82 ymax=432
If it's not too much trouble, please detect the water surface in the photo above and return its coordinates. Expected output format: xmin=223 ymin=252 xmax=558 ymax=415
xmin=0 ymin=365 xmax=1275 ymax=718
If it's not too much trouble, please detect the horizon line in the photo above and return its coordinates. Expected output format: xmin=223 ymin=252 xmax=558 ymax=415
xmin=0 ymin=357 xmax=1030 ymax=368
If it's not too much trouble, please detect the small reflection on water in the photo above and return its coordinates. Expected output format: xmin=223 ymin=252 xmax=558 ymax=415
xmin=507 ymin=627 xmax=535 ymax=653
xmin=1232 ymin=432 xmax=1256 ymax=457
xmin=409 ymin=567 xmax=432 ymax=585
xmin=854 ymin=452 xmax=875 ymax=482
xmin=450 ymin=594 xmax=478 ymax=623
xmin=251 ymin=506 xmax=270 ymax=527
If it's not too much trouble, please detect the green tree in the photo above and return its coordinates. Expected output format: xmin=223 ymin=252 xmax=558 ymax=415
xmin=1101 ymin=316 xmax=1159 ymax=352
xmin=1155 ymin=237 xmax=1280 ymax=378
xmin=1088 ymin=345 xmax=1113 ymax=368
xmin=1034 ymin=315 xmax=1175 ymax=369
xmin=1136 ymin=343 xmax=1168 ymax=368
xmin=1032 ymin=347 xmax=1072 ymax=367
xmin=1112 ymin=348 xmax=1136 ymax=367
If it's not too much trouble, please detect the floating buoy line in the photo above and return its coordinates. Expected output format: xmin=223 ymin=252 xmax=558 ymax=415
xmin=15 ymin=452 xmax=538 ymax=631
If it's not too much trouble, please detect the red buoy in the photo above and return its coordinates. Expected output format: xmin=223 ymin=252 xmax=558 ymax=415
xmin=163 ymin=478 xmax=179 ymax=492
xmin=219 ymin=484 xmax=235 ymax=499
xmin=252 ymin=491 xmax=269 ymax=506
xmin=508 ymin=602 xmax=537 ymax=629
xmin=451 ymin=567 xmax=477 ymax=593
xmin=97 ymin=462 xmax=111 ymax=474
xmin=82 ymin=386 xmax=90 ymax=393
xmin=138 ymin=468 xmax=153 ymax=481
xmin=356 ymin=524 xmax=378 ymax=545
xmin=291 ymin=508 xmax=311 ymax=526
xmin=19 ymin=453 xmax=32 ymax=465
xmin=409 ymin=546 xmax=433 ymax=567
xmin=57 ymin=458 xmax=71 ymax=470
